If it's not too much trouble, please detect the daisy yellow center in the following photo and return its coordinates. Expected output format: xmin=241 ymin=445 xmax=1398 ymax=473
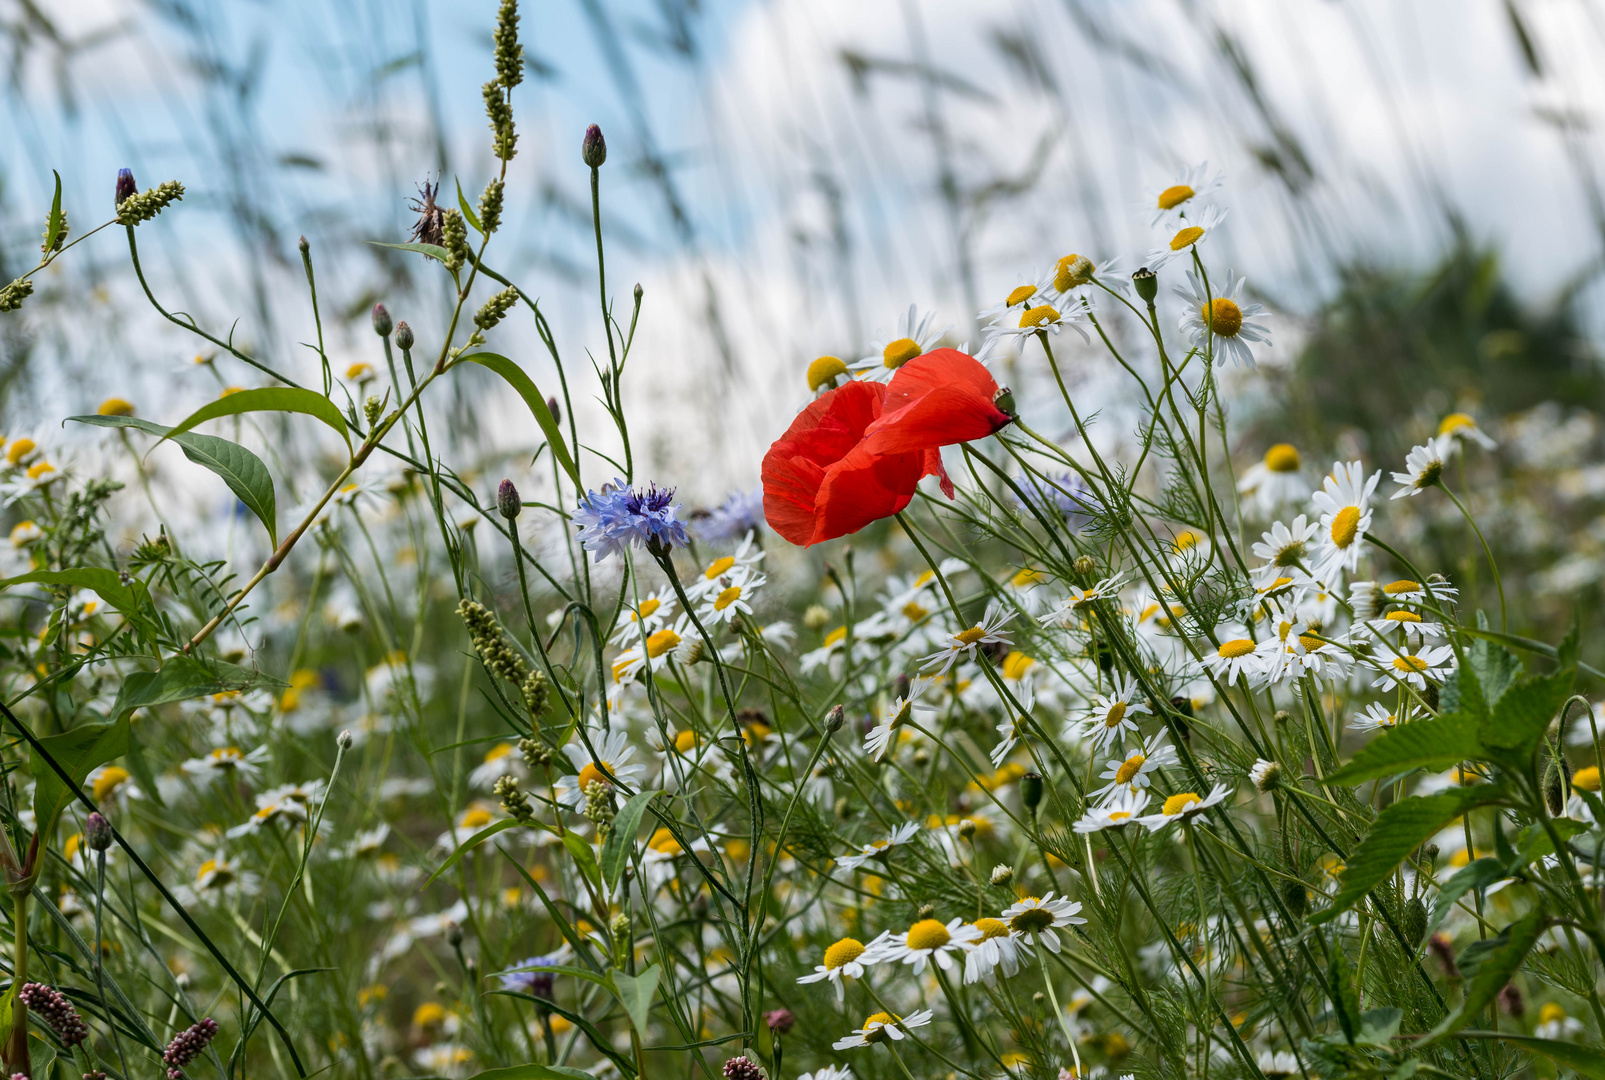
xmin=1055 ymin=254 xmax=1093 ymax=292
xmin=862 ymin=1012 xmax=897 ymax=1041
xmin=974 ymin=917 xmax=1009 ymax=940
xmin=1393 ymin=656 xmax=1429 ymax=673
xmin=1108 ymin=810 xmax=1132 ymax=822
xmin=1114 ymin=755 xmax=1145 ymax=785
xmin=27 ymin=461 xmax=55 ymax=481
xmin=93 ymin=766 xmax=130 ymax=801
xmin=1006 ymin=285 xmax=1037 ymax=306
xmin=1202 ymin=297 xmax=1242 ymax=337
xmin=1163 ymin=792 xmax=1201 ymax=816
xmin=1330 ymin=506 xmax=1361 ymax=548
xmin=807 ymin=355 xmax=848 ymax=391
xmin=1002 ymin=651 xmax=1034 ymax=680
xmin=906 ymin=918 xmax=951 ymax=951
xmin=98 ymin=397 xmax=135 ymax=417
xmin=673 ymin=730 xmax=698 ymax=753
xmin=1438 ymin=413 xmax=1475 ymax=436
xmin=1104 ymin=701 xmax=1128 ymax=728
xmin=1174 ymin=529 xmax=1202 ymax=552
xmin=903 ymin=601 xmax=929 ymax=622
xmin=1378 ymin=713 xmax=1398 ymax=727
xmin=1572 ymin=765 xmax=1600 ymax=792
xmin=954 ymin=626 xmax=987 ymax=646
xmin=485 ymin=743 xmax=514 ymax=763
xmin=1170 ymin=225 xmax=1205 ymax=250
xmin=648 ymin=828 xmax=683 ymax=855
xmin=198 ymin=858 xmax=233 ymax=885
xmin=824 ymin=938 xmax=866 ymax=969
xmin=414 ymin=1003 xmax=446 ymax=1028
xmin=824 ymin=626 xmax=848 ymax=647
xmin=6 ymin=438 xmax=35 ymax=464
xmin=1538 ymin=1002 xmax=1567 ymax=1025
xmin=1011 ymin=567 xmax=1042 ymax=587
xmin=1385 ymin=610 xmax=1422 ymax=623
xmin=646 ymin=628 xmax=681 ymax=657
xmin=1009 ymin=905 xmax=1055 ymax=934
xmin=577 ymin=761 xmax=613 ymax=788
xmin=461 ymin=808 xmax=494 ymax=829
xmin=1384 ymin=580 xmax=1422 ymax=595
xmin=1019 ymin=304 xmax=1060 ymax=329
xmin=633 ymin=597 xmax=661 ymax=621
xmin=705 ymin=556 xmax=736 ymax=579
xmin=1264 ymin=443 xmax=1300 ymax=472
xmin=883 ymin=337 xmax=922 ymax=369
xmin=1277 ymin=620 xmax=1295 ymax=642
xmin=1298 ymin=634 xmax=1324 ymax=651
xmin=714 ymin=585 xmax=743 ymax=611
xmin=1218 ymin=639 xmax=1255 ymax=659
xmin=1157 ymin=184 xmax=1194 ymax=210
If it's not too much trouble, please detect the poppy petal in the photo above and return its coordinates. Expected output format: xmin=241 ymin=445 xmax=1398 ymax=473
xmin=861 ymin=349 xmax=1011 ymax=455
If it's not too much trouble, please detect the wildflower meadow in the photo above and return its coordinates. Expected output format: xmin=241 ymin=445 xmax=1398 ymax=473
xmin=2 ymin=3 xmax=1605 ymax=1080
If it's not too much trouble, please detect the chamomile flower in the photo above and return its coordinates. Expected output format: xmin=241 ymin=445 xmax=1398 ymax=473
xmin=872 ymin=916 xmax=981 ymax=973
xmin=1352 ymin=702 xmax=1407 ymax=732
xmin=610 ymin=589 xmax=676 ymax=646
xmin=469 ymin=742 xmax=525 ymax=789
xmin=989 ymin=681 xmax=1036 ymax=767
xmin=1073 ymin=787 xmax=1150 ymax=833
xmin=1147 ymin=163 xmax=1223 ymax=226
xmin=976 ymin=273 xmax=1057 ymax=328
xmin=698 ymin=570 xmax=765 ymax=626
xmin=919 ymin=605 xmax=1015 ymax=676
xmin=226 ymin=782 xmax=323 ymax=838
xmin=685 ymin=532 xmax=764 ymax=600
xmin=1391 ymin=436 xmax=1453 ymax=499
xmin=1355 ymin=609 xmax=1445 ymax=645
xmin=1089 ymin=732 xmax=1178 ymax=804
xmin=851 ymin=304 xmax=950 ymax=382
xmin=1145 ymin=203 xmax=1227 ymax=269
xmin=865 ymin=677 xmax=937 ymax=762
xmin=1379 ymin=578 xmax=1459 ymax=607
xmin=1370 ymin=644 xmax=1456 ymax=692
xmin=1202 ymin=636 xmax=1264 ymax=684
xmin=612 ymin=616 xmax=691 ymax=682
xmin=1136 ymin=784 xmax=1233 ymax=830
xmin=798 ymin=1070 xmax=855 ymax=1080
xmin=1176 ymin=270 xmax=1271 ymax=368
xmin=552 ymin=729 xmax=646 ymax=809
xmin=1040 ymin=574 xmax=1126 ymax=628
xmin=962 ymin=917 xmax=1028 ymax=984
xmin=181 ymin=745 xmax=267 ymax=784
xmin=798 ymin=938 xmax=874 ymax=1001
xmin=979 ymin=295 xmax=1089 ymax=360
xmin=8 ymin=520 xmax=41 ymax=547
xmin=1437 ymin=412 xmax=1497 ymax=451
xmin=178 ymin=851 xmax=260 ymax=905
xmin=1000 ymin=892 xmax=1085 ymax=953
xmin=1249 ymin=515 xmax=1318 ymax=584
xmin=1046 ymin=252 xmax=1130 ymax=301
xmin=1238 ymin=445 xmax=1310 ymax=516
xmin=1310 ymin=461 xmax=1380 ymax=582
xmin=837 ymin=821 xmax=920 ymax=872
xmin=1078 ymin=671 xmax=1150 ymax=752
xmin=1258 ymin=1050 xmax=1302 ymax=1079
xmin=832 ymin=1009 xmax=933 ymax=1050
xmin=1534 ymin=1002 xmax=1584 ymax=1040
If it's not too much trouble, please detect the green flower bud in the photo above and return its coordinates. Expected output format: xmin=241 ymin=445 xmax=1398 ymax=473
xmin=1021 ymin=771 xmax=1044 ymax=813
xmin=1132 ymin=267 xmax=1158 ymax=303
xmin=395 ymin=321 xmax=415 ymax=350
xmin=583 ymin=124 xmax=607 ymax=168
xmin=372 ymin=303 xmax=393 ymax=337
xmin=1281 ymin=879 xmax=1308 ymax=919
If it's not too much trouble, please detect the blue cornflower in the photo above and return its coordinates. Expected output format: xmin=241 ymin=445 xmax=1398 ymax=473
xmin=1017 ymin=472 xmax=1098 ymax=530
xmin=695 ymin=488 xmax=763 ymax=543
xmin=573 ymin=479 xmax=689 ymax=562
xmin=498 ymin=952 xmax=562 ymax=997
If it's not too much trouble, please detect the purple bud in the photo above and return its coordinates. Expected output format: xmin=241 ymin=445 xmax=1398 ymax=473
xmin=394 ymin=321 xmax=415 ymax=351
xmin=163 ymin=1018 xmax=219 ymax=1078
xmin=115 ymin=168 xmax=137 ymax=206
xmin=764 ymin=1007 xmax=796 ymax=1033
xmin=371 ymin=303 xmax=393 ymax=337
xmin=582 ymin=124 xmax=607 ymax=168
xmin=86 ymin=812 xmax=113 ymax=851
xmin=19 ymin=982 xmax=89 ymax=1047
xmin=545 ymin=396 xmax=562 ymax=426
xmin=497 ymin=479 xmax=522 ymax=521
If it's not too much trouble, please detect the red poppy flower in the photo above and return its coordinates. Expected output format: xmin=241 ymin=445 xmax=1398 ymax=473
xmin=762 ymin=381 xmax=950 ymax=547
xmin=859 ymin=348 xmax=1013 ymax=456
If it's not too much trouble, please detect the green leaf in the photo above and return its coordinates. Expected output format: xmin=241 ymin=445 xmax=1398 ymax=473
xmin=71 ymin=415 xmax=278 ymax=545
xmin=423 ymin=818 xmax=526 ymax=889
xmin=562 ymin=830 xmax=600 ymax=888
xmin=1516 ymin=819 xmax=1587 ymax=866
xmin=601 ymin=789 xmax=659 ymax=889
xmin=1356 ymin=1007 xmax=1402 ymax=1047
xmin=1311 ymin=787 xmax=1498 ymax=924
xmin=1327 ymin=712 xmax=1482 ymax=785
xmin=1483 ymin=667 xmax=1575 ymax=753
xmin=456 ymin=353 xmax=579 ymax=488
xmin=32 ymin=714 xmax=131 ymax=833
xmin=1466 ymin=628 xmax=1520 ymax=712
xmin=368 ymin=239 xmax=454 ymax=265
xmin=497 ymin=963 xmax=613 ymax=993
xmin=1424 ymin=907 xmax=1546 ymax=1043
xmin=1427 ymin=857 xmax=1509 ymax=936
xmin=44 ymin=170 xmax=65 ymax=255
xmin=1328 ymin=946 xmax=1360 ymax=1044
xmin=468 ymin=1066 xmax=593 ymax=1080
xmin=0 ymin=568 xmax=159 ymax=643
xmin=1451 ymin=1033 xmax=1605 ymax=1079
xmin=456 ymin=179 xmax=483 ymax=235
xmin=158 ymin=387 xmax=349 ymax=451
xmin=110 ymin=656 xmax=259 ymax=719
xmin=610 ymin=964 xmax=660 ymax=1035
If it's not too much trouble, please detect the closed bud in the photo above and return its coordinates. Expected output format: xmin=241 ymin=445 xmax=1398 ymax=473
xmin=1021 ymin=771 xmax=1044 ymax=813
xmin=337 ymin=729 xmax=354 ymax=750
xmin=1499 ymin=982 xmax=1524 ymax=1018
xmin=764 ymin=1008 xmax=796 ymax=1034
xmin=446 ymin=921 xmax=464 ymax=948
xmin=497 ymin=479 xmax=523 ymax=520
xmin=990 ymin=864 xmax=1014 ymax=886
xmin=1272 ymin=709 xmax=1292 ymax=727
xmin=633 ymin=282 xmax=643 ymax=303
xmin=85 ymin=812 xmax=113 ymax=852
xmin=1544 ymin=757 xmax=1567 ymax=817
xmin=917 ymin=902 xmax=935 ymax=920
xmin=1281 ymin=879 xmax=1308 ymax=919
xmin=115 ymin=168 xmax=137 ymax=206
xmin=826 ymin=704 xmax=845 ymax=733
xmin=363 ymin=395 xmax=383 ymax=427
xmin=395 ymin=321 xmax=415 ymax=350
xmin=912 ymin=747 xmax=929 ymax=767
xmin=583 ymin=124 xmax=607 ymax=168
xmin=546 ymin=396 xmax=562 ymax=426
xmin=1032 ymin=991 xmax=1046 ymax=1007
xmin=894 ymin=673 xmax=911 ymax=700
xmin=1132 ymin=267 xmax=1158 ymax=302
xmin=1072 ymin=555 xmax=1095 ymax=577
xmin=1401 ymin=897 xmax=1428 ymax=950
xmin=993 ymin=386 xmax=1016 ymax=416
xmin=958 ymin=818 xmax=977 ymax=841
xmin=372 ymin=303 xmax=393 ymax=337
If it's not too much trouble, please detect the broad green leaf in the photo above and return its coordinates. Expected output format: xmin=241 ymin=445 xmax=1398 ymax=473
xmin=111 ymin=656 xmax=258 ymax=719
xmin=1466 ymin=626 xmax=1520 ymax=713
xmin=423 ymin=818 xmax=526 ymax=888
xmin=1516 ymin=818 xmax=1587 ymax=866
xmin=368 ymin=239 xmax=454 ymax=265
xmin=72 ymin=415 xmax=278 ymax=545
xmin=610 ymin=963 xmax=660 ymax=1035
xmin=1356 ymin=1007 xmax=1402 ymax=1047
xmin=1452 ymin=1033 xmax=1605 ymax=1079
xmin=44 ymin=171 xmax=65 ymax=255
xmin=0 ymin=567 xmax=158 ymax=643
xmin=1483 ymin=667 xmax=1575 ymax=753
xmin=601 ymin=789 xmax=659 ymax=889
xmin=159 ymin=387 xmax=349 ymax=451
xmin=562 ymin=830 xmax=601 ymax=887
xmin=1327 ymin=712 xmax=1482 ymax=785
xmin=1424 ymin=907 xmax=1546 ymax=1043
xmin=1311 ymin=787 xmax=1498 ymax=924
xmin=1328 ymin=946 xmax=1359 ymax=1044
xmin=456 ymin=179 xmax=483 ymax=235
xmin=468 ymin=1066 xmax=592 ymax=1080
xmin=457 ymin=352 xmax=579 ymax=488
xmin=1427 ymin=857 xmax=1508 ymax=936
xmin=31 ymin=714 xmax=131 ymax=832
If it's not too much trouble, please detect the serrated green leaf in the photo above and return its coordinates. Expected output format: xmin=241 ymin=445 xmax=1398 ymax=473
xmin=1328 ymin=712 xmax=1482 ymax=785
xmin=1427 ymin=857 xmax=1509 ymax=936
xmin=601 ymin=789 xmax=659 ymax=889
xmin=71 ymin=415 xmax=277 ymax=545
xmin=456 ymin=353 xmax=579 ymax=489
xmin=468 ymin=1066 xmax=593 ymax=1080
xmin=158 ymin=387 xmax=349 ymax=451
xmin=1311 ymin=787 xmax=1499 ymax=924
xmin=1451 ymin=1032 xmax=1605 ymax=1079
xmin=424 ymin=818 xmax=526 ymax=889
xmin=1328 ymin=947 xmax=1360 ymax=1044
xmin=111 ymin=656 xmax=259 ymax=719
xmin=1483 ymin=666 xmax=1575 ymax=753
xmin=456 ymin=179 xmax=483 ymax=235
xmin=0 ymin=567 xmax=159 ymax=643
xmin=610 ymin=963 xmax=660 ymax=1034
xmin=368 ymin=239 xmax=454 ymax=265
xmin=1424 ymin=907 xmax=1546 ymax=1043
xmin=44 ymin=170 xmax=64 ymax=254
xmin=1467 ymin=626 xmax=1521 ymax=713
xmin=32 ymin=715 xmax=130 ymax=833
xmin=1356 ymin=1007 xmax=1402 ymax=1047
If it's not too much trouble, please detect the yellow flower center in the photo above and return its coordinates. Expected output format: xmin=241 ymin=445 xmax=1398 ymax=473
xmin=1437 ymin=412 xmax=1475 ymax=436
xmin=1385 ymin=610 xmax=1422 ymax=623
xmin=1538 ymin=1002 xmax=1567 ymax=1026
xmin=98 ymin=397 xmax=135 ymax=417
xmin=1054 ymin=254 xmax=1094 ymax=292
xmin=1108 ymin=811 xmax=1132 ymax=822
xmin=1104 ymin=701 xmax=1128 ymax=728
xmin=26 ymin=461 xmax=55 ymax=481
xmin=673 ymin=730 xmax=698 ymax=754
xmin=1264 ymin=443 xmax=1300 ymax=472
xmin=705 ymin=556 xmax=736 ymax=580
xmin=1011 ymin=567 xmax=1042 ymax=587
xmin=1002 ymin=651 xmax=1034 ymax=680
xmin=954 ymin=626 xmax=988 ymax=646
xmin=646 ymin=628 xmax=681 ymax=658
xmin=6 ymin=438 xmax=35 ymax=464
xmin=1393 ymin=656 xmax=1429 ymax=673
xmin=648 ymin=827 xmax=683 ymax=855
xmin=413 ymin=1002 xmax=446 ymax=1028
xmin=577 ymin=762 xmax=613 ymax=788
xmin=824 ymin=626 xmax=848 ymax=647
xmin=633 ymin=597 xmax=661 ymax=621
xmin=1383 ymin=579 xmax=1422 ymax=595
xmin=906 ymin=918 xmax=951 ymax=951
xmin=862 ymin=1012 xmax=897 ymax=1042
xmin=1019 ymin=304 xmax=1060 ymax=329
xmin=973 ymin=917 xmax=1009 ymax=940
xmin=1163 ymin=792 xmax=1201 ymax=816
xmin=807 ymin=355 xmax=848 ymax=391
xmin=1114 ymin=755 xmax=1145 ymax=785
xmin=1298 ymin=634 xmax=1324 ymax=651
xmin=883 ymin=337 xmax=922 ymax=369
xmin=1202 ymin=297 xmax=1242 ymax=337
xmin=1008 ymin=905 xmax=1056 ymax=934
xmin=1157 ymin=184 xmax=1195 ymax=210
xmin=1170 ymin=225 xmax=1205 ymax=250
xmin=93 ymin=766 xmax=130 ymax=801
xmin=902 ymin=601 xmax=929 ymax=622
xmin=823 ymin=938 xmax=866 ymax=969
xmin=1330 ymin=505 xmax=1361 ymax=548
xmin=1573 ymin=765 xmax=1601 ymax=792
xmin=460 ymin=807 xmax=494 ymax=829
xmin=714 ymin=585 xmax=743 ymax=611
xmin=1174 ymin=529 xmax=1202 ymax=552
xmin=1006 ymin=285 xmax=1037 ymax=306
xmin=1218 ymin=639 xmax=1255 ymax=659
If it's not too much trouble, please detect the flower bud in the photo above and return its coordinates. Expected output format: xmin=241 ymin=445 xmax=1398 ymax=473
xmin=85 ymin=812 xmax=113 ymax=852
xmin=583 ymin=124 xmax=607 ymax=168
xmin=298 ymin=235 xmax=310 ymax=256
xmin=546 ymin=396 xmax=562 ymax=426
xmin=1251 ymin=758 xmax=1281 ymax=793
xmin=1132 ymin=267 xmax=1158 ymax=303
xmin=990 ymin=864 xmax=1014 ymax=886
xmin=497 ymin=479 xmax=522 ymax=520
xmin=993 ymin=386 xmax=1016 ymax=417
xmin=803 ymin=604 xmax=829 ymax=631
xmin=1021 ymin=771 xmax=1044 ymax=813
xmin=372 ymin=303 xmax=393 ymax=337
xmin=116 ymin=168 xmax=138 ymax=206
xmin=633 ymin=282 xmax=643 ymax=303
xmin=917 ymin=902 xmax=935 ymax=920
xmin=894 ymin=673 xmax=911 ymax=701
xmin=764 ymin=1008 xmax=796 ymax=1034
xmin=395 ymin=321 xmax=415 ymax=350
xmin=1281 ymin=879 xmax=1308 ymax=919
xmin=363 ymin=395 xmax=383 ymax=427
xmin=446 ymin=921 xmax=465 ymax=948
xmin=1272 ymin=709 xmax=1292 ymax=727
xmin=826 ymin=704 xmax=845 ymax=733
xmin=1072 ymin=555 xmax=1095 ymax=577
xmin=1544 ymin=756 xmax=1568 ymax=817
xmin=337 ymin=729 xmax=354 ymax=750
xmin=958 ymin=818 xmax=977 ymax=841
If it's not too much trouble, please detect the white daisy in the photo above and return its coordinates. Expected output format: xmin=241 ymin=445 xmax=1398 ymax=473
xmin=697 ymin=569 xmax=765 ymax=627
xmin=1258 ymin=1050 xmax=1302 ymax=1080
xmin=1039 ymin=573 xmax=1126 ymax=628
xmin=1437 ymin=412 xmax=1497 ymax=451
xmin=1249 ymin=515 xmax=1318 ymax=584
xmin=832 ymin=1009 xmax=933 ymax=1050
xmin=799 ymin=1068 xmax=856 ymax=1080
xmin=1370 ymin=644 xmax=1456 ymax=692
xmin=979 ymin=294 xmax=1089 ymax=361
xmin=1146 ymin=163 xmax=1223 ymax=227
xmin=468 ymin=742 xmax=525 ymax=790
xmin=684 ymin=533 xmax=764 ymax=600
xmin=1391 ymin=436 xmax=1453 ymax=500
xmin=552 ymin=729 xmax=646 ymax=809
xmin=1351 ymin=702 xmax=1409 ymax=733
xmin=1176 ymin=269 xmax=1271 ymax=369
xmin=1201 ymin=636 xmax=1264 ymax=684
xmin=870 ymin=916 xmax=981 ymax=974
xmin=1379 ymin=578 xmax=1459 ymax=607
xmin=1239 ymin=446 xmax=1311 ymax=518
xmin=1078 ymin=671 xmax=1150 ymax=752
xmin=1089 ymin=732 xmax=1178 ymax=804
xmin=837 ymin=821 xmax=920 ymax=872
xmin=961 ymin=916 xmax=1028 ymax=984
xmin=1144 ymin=203 xmax=1227 ymax=270
xmin=1045 ymin=251 xmax=1130 ymax=302
xmin=1073 ymin=787 xmax=1150 ymax=833
xmin=1354 ymin=609 xmax=1445 ymax=645
xmin=989 ymin=680 xmax=1037 ymax=768
xmin=181 ymin=745 xmax=267 ymax=784
xmin=850 ymin=304 xmax=951 ymax=382
xmin=918 ymin=605 xmax=1015 ymax=676
xmin=1310 ymin=461 xmax=1380 ymax=582
xmin=1136 ymin=784 xmax=1233 ymax=830
xmin=865 ymin=677 xmax=937 ymax=762
xmin=1000 ymin=892 xmax=1085 ymax=953
xmin=976 ymin=273 xmax=1058 ymax=328
xmin=611 ymin=616 xmax=691 ymax=682
xmin=609 ymin=588 xmax=677 ymax=647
